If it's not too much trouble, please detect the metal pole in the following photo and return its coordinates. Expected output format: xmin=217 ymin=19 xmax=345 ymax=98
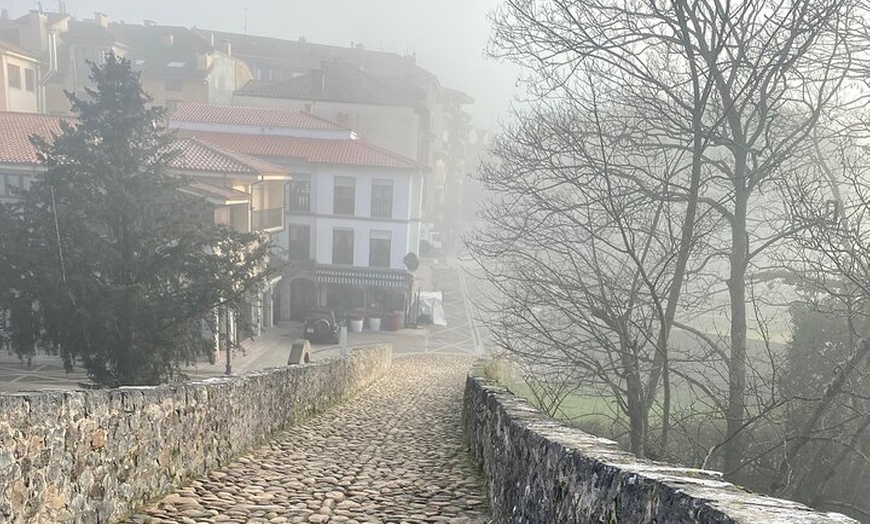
xmin=224 ymin=306 xmax=232 ymax=375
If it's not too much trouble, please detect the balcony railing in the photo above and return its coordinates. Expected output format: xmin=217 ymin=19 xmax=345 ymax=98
xmin=288 ymin=193 xmax=310 ymax=213
xmin=371 ymin=200 xmax=393 ymax=218
xmin=252 ymin=207 xmax=283 ymax=231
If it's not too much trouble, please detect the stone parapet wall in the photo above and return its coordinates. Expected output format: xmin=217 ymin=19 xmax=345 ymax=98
xmin=0 ymin=345 xmax=392 ymax=524
xmin=464 ymin=360 xmax=857 ymax=524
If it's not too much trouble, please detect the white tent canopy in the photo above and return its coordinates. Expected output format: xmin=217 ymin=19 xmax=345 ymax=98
xmin=418 ymin=291 xmax=447 ymax=326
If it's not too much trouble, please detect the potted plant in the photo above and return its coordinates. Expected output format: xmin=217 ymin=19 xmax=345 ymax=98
xmin=349 ymin=310 xmax=364 ymax=333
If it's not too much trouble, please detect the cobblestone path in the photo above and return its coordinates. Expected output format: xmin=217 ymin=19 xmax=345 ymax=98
xmin=124 ymin=354 xmax=490 ymax=524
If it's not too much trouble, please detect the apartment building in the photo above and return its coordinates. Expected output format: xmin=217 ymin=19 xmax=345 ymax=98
xmin=0 ymin=110 xmax=290 ymax=344
xmin=169 ymin=102 xmax=424 ymax=322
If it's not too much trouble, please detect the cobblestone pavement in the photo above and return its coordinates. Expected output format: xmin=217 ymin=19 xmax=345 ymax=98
xmin=123 ymin=354 xmax=490 ymax=524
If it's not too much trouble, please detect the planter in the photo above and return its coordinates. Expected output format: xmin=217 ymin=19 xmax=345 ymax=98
xmin=349 ymin=319 xmax=364 ymax=333
xmin=387 ymin=311 xmax=404 ymax=331
xmin=368 ymin=317 xmax=381 ymax=331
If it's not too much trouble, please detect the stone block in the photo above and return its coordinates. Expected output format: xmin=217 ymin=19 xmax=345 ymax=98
xmin=288 ymin=338 xmax=312 ymax=365
xmin=463 ymin=359 xmax=859 ymax=524
xmin=0 ymin=344 xmax=392 ymax=523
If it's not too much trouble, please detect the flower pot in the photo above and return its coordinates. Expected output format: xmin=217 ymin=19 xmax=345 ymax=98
xmin=368 ymin=317 xmax=381 ymax=331
xmin=349 ymin=319 xmax=364 ymax=333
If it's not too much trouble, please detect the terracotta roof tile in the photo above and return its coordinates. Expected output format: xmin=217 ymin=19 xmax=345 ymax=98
xmin=0 ymin=112 xmax=64 ymax=164
xmin=169 ymin=137 xmax=290 ymax=177
xmin=178 ymin=130 xmax=421 ymax=169
xmin=183 ymin=181 xmax=251 ymax=204
xmin=0 ymin=112 xmax=291 ymax=178
xmin=171 ymin=102 xmax=347 ymax=130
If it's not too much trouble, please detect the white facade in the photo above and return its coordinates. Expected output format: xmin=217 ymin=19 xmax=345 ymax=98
xmin=281 ymin=164 xmax=423 ymax=270
xmin=0 ymin=51 xmax=39 ymax=113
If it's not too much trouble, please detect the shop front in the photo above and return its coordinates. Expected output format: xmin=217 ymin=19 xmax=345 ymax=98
xmin=315 ymin=266 xmax=414 ymax=329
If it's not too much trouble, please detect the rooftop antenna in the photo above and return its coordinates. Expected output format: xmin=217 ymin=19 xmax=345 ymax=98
xmin=243 ymin=8 xmax=248 ymax=35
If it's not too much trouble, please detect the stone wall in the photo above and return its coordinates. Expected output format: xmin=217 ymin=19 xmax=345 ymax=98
xmin=464 ymin=361 xmax=858 ymax=524
xmin=0 ymin=345 xmax=392 ymax=524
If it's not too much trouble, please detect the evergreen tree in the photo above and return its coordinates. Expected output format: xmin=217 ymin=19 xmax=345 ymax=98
xmin=2 ymin=53 xmax=269 ymax=386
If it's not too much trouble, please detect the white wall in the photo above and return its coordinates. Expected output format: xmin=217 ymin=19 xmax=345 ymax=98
xmin=233 ymin=95 xmax=422 ymax=161
xmin=285 ymin=164 xmax=422 ymax=270
xmin=1 ymin=54 xmax=39 ymax=113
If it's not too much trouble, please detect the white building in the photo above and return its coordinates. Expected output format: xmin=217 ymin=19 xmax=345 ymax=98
xmin=169 ymin=102 xmax=425 ymax=322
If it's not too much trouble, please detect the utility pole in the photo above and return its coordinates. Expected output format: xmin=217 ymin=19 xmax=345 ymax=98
xmin=243 ymin=8 xmax=248 ymax=36
xmin=224 ymin=305 xmax=232 ymax=375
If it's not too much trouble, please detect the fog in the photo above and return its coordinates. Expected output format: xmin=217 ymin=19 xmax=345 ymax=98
xmin=1 ymin=0 xmax=519 ymax=128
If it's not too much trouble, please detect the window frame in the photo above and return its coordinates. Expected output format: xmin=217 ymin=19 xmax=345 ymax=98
xmin=333 ymin=176 xmax=356 ymax=216
xmin=371 ymin=179 xmax=394 ymax=218
xmin=369 ymin=230 xmax=392 ymax=268
xmin=288 ymin=224 xmax=311 ymax=260
xmin=288 ymin=176 xmax=311 ymax=213
xmin=332 ymin=228 xmax=354 ymax=265
xmin=23 ymin=68 xmax=35 ymax=92
xmin=7 ymin=64 xmax=21 ymax=89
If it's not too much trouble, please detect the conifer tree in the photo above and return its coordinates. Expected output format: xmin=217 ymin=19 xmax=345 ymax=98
xmin=2 ymin=53 xmax=269 ymax=386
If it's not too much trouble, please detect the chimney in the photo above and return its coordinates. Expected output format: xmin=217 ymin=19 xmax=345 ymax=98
xmin=219 ymin=40 xmax=231 ymax=57
xmin=312 ymin=69 xmax=325 ymax=96
xmin=162 ymin=33 xmax=174 ymax=46
xmin=143 ymin=19 xmax=156 ymax=27
xmin=209 ymin=33 xmax=215 ymax=47
xmin=94 ymin=12 xmax=108 ymax=28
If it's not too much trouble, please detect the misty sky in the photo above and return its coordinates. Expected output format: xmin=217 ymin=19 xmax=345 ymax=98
xmin=1 ymin=0 xmax=521 ymax=128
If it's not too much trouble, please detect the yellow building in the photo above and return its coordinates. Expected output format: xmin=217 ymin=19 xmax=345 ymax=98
xmin=0 ymin=42 xmax=39 ymax=113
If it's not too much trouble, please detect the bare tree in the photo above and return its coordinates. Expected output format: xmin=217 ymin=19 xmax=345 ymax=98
xmin=477 ymin=0 xmax=870 ymax=475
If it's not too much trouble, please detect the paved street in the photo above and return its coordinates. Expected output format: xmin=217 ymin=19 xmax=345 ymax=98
xmin=0 ymin=261 xmax=486 ymax=390
xmin=123 ymin=354 xmax=489 ymax=524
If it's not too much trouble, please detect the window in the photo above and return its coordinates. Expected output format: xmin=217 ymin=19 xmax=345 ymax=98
xmin=288 ymin=176 xmax=310 ymax=213
xmin=369 ymin=230 xmax=391 ymax=268
xmin=332 ymin=229 xmax=354 ymax=265
xmin=7 ymin=64 xmax=20 ymax=89
xmin=165 ymin=78 xmax=183 ymax=92
xmin=333 ymin=176 xmax=355 ymax=215
xmin=371 ymin=179 xmax=394 ymax=218
xmin=0 ymin=175 xmax=22 ymax=197
xmin=24 ymin=69 xmax=35 ymax=92
xmin=288 ymin=224 xmax=310 ymax=260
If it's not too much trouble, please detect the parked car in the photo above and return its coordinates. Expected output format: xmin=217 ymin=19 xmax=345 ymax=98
xmin=303 ymin=308 xmax=340 ymax=344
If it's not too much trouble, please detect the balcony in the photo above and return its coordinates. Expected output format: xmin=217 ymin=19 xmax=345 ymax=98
xmin=252 ymin=207 xmax=283 ymax=231
xmin=288 ymin=192 xmax=310 ymax=213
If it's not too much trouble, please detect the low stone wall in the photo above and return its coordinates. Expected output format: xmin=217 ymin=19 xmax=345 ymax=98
xmin=0 ymin=345 xmax=392 ymax=524
xmin=464 ymin=361 xmax=857 ymax=524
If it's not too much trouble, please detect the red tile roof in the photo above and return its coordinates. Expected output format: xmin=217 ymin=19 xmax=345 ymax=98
xmin=171 ymin=102 xmax=347 ymax=131
xmin=0 ymin=112 xmax=293 ymax=177
xmin=177 ymin=130 xmax=421 ymax=169
xmin=170 ymin=137 xmax=290 ymax=177
xmin=182 ymin=181 xmax=251 ymax=204
xmin=0 ymin=112 xmax=63 ymax=164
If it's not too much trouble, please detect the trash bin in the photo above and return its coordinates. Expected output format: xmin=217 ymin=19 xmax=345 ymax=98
xmin=387 ymin=311 xmax=404 ymax=331
xmin=368 ymin=317 xmax=381 ymax=331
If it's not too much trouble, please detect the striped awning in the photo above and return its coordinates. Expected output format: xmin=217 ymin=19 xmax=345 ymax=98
xmin=315 ymin=267 xmax=412 ymax=289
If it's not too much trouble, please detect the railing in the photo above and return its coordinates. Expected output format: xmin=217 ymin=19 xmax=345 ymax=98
xmin=252 ymin=207 xmax=283 ymax=231
xmin=371 ymin=200 xmax=393 ymax=218
xmin=288 ymin=193 xmax=310 ymax=213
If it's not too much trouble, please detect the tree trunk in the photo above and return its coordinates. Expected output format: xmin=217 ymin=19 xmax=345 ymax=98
xmin=724 ymin=191 xmax=748 ymax=476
